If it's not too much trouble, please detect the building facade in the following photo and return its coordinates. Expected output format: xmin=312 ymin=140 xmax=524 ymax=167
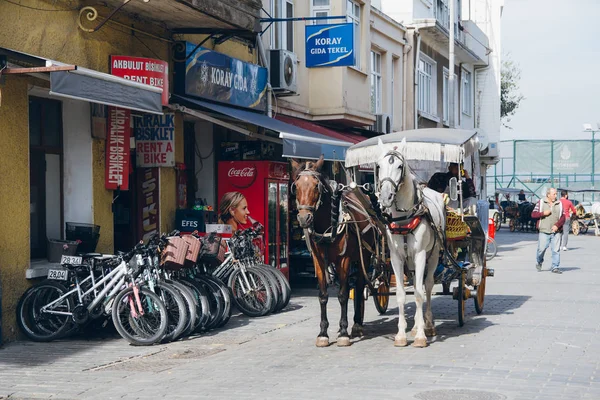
xmin=378 ymin=0 xmax=502 ymax=195
xmin=261 ymin=0 xmax=407 ymax=135
xmin=0 ymin=0 xmax=262 ymax=343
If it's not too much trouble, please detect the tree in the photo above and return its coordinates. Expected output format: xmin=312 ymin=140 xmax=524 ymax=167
xmin=501 ymin=57 xmax=524 ymax=128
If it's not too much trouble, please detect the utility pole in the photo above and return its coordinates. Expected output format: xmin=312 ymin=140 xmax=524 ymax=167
xmin=448 ymin=0 xmax=456 ymax=128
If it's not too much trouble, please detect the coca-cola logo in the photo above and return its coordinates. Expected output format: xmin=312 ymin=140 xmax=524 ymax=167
xmin=227 ymin=166 xmax=257 ymax=188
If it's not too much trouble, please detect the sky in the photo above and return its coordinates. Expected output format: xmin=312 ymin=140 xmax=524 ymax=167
xmin=500 ymin=0 xmax=600 ymax=141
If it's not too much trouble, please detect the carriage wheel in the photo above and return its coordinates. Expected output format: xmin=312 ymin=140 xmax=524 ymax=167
xmin=581 ymin=222 xmax=589 ymax=234
xmin=509 ymin=219 xmax=516 ymax=232
xmin=474 ymin=264 xmax=487 ymax=315
xmin=572 ymin=220 xmax=580 ymax=236
xmin=493 ymin=212 xmax=501 ymax=232
xmin=457 ymin=272 xmax=466 ymax=327
xmin=373 ymin=276 xmax=390 ymax=315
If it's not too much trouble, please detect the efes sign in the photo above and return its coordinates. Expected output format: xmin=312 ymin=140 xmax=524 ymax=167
xmin=305 ymin=23 xmax=354 ymax=68
xmin=174 ymin=41 xmax=268 ymax=110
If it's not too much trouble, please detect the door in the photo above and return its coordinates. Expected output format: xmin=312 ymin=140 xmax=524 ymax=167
xmin=29 ymin=96 xmax=63 ymax=259
xmin=30 ymin=151 xmax=46 ymax=258
xmin=267 ymin=180 xmax=290 ymax=280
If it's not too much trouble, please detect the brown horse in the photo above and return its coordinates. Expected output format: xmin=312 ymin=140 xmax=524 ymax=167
xmin=291 ymin=156 xmax=382 ymax=347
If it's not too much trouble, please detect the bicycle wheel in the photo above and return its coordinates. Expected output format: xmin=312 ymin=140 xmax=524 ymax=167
xmin=165 ymin=279 xmax=198 ymax=337
xmin=486 ymin=238 xmax=497 ymax=261
xmin=250 ymin=265 xmax=281 ymax=314
xmin=260 ymin=265 xmax=291 ymax=311
xmin=112 ymin=286 xmax=168 ymax=346
xmin=153 ymin=282 xmax=188 ymax=343
xmin=228 ymin=268 xmax=273 ymax=317
xmin=16 ymin=280 xmax=74 ymax=342
xmin=193 ymin=275 xmax=225 ymax=331
xmin=178 ymin=278 xmax=211 ymax=332
xmin=202 ymin=275 xmax=233 ymax=329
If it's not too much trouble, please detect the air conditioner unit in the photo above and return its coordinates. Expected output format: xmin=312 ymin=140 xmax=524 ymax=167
xmin=481 ymin=142 xmax=498 ymax=158
xmin=373 ymin=113 xmax=392 ymax=134
xmin=269 ymin=49 xmax=298 ymax=94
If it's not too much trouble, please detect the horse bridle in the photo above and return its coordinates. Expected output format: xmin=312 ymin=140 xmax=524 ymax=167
xmin=292 ymin=169 xmax=328 ymax=213
xmin=379 ymin=150 xmax=406 ymax=196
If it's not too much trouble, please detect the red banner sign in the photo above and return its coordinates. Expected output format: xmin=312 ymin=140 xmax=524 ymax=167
xmin=137 ymin=168 xmax=160 ymax=243
xmin=110 ymin=56 xmax=169 ymax=106
xmin=105 ymin=107 xmax=131 ymax=190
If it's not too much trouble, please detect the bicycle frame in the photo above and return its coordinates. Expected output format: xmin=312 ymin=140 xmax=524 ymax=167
xmin=41 ymin=260 xmax=129 ymax=318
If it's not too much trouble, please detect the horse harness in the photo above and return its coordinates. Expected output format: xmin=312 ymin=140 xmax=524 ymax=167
xmin=381 ymin=150 xmax=427 ymax=236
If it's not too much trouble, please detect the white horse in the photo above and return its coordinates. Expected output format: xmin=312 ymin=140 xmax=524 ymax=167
xmin=377 ymin=139 xmax=446 ymax=347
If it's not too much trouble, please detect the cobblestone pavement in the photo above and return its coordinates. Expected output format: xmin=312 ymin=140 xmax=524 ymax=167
xmin=1 ymin=231 xmax=599 ymax=400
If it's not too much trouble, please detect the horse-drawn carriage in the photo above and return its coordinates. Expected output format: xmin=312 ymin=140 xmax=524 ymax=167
xmin=557 ymin=188 xmax=600 ymax=236
xmin=292 ymin=128 xmax=494 ymax=348
xmin=494 ymin=188 xmax=538 ymax=232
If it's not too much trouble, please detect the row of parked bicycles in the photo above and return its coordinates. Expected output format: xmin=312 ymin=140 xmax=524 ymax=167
xmin=17 ymin=225 xmax=290 ymax=346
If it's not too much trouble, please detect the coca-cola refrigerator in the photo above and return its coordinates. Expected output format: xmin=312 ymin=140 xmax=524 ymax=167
xmin=217 ymin=161 xmax=290 ymax=280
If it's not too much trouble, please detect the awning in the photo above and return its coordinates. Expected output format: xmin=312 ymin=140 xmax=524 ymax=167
xmin=275 ymin=115 xmax=365 ymax=144
xmin=171 ymin=94 xmax=353 ymax=161
xmin=0 ymin=47 xmax=163 ymax=115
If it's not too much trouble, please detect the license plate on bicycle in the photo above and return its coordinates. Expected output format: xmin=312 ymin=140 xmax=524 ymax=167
xmin=60 ymin=255 xmax=82 ymax=265
xmin=47 ymin=269 xmax=68 ymax=280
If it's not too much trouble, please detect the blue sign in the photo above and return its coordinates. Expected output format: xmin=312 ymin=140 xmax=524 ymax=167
xmin=174 ymin=42 xmax=268 ymax=110
xmin=305 ymin=23 xmax=354 ymax=68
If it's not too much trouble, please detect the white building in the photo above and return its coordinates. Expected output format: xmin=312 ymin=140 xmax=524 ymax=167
xmin=377 ymin=0 xmax=503 ymax=196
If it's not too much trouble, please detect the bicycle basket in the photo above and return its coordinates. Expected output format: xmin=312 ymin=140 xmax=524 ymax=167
xmin=160 ymin=236 xmax=189 ymax=271
xmin=200 ymin=235 xmax=223 ymax=260
xmin=181 ymin=234 xmax=201 ymax=266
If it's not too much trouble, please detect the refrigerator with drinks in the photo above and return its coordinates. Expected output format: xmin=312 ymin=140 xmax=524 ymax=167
xmin=217 ymin=161 xmax=290 ymax=280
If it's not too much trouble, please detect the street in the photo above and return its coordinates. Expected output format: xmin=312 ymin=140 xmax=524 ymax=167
xmin=1 ymin=230 xmax=599 ymax=400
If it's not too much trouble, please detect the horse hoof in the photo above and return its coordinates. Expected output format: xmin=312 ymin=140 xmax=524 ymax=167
xmin=316 ymin=337 xmax=330 ymax=347
xmin=351 ymin=325 xmax=364 ymax=338
xmin=413 ymin=337 xmax=428 ymax=348
xmin=394 ymin=337 xmax=408 ymax=347
xmin=425 ymin=328 xmax=437 ymax=337
xmin=337 ymin=336 xmax=351 ymax=347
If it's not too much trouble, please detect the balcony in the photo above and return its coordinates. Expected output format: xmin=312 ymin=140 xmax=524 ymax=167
xmin=408 ymin=0 xmax=488 ymax=66
xmin=434 ymin=0 xmax=464 ymax=43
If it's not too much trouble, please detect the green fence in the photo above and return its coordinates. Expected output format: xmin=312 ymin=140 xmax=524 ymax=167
xmin=487 ymin=139 xmax=599 ymax=203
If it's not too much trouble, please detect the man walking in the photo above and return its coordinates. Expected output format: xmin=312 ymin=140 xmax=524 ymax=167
xmin=559 ymin=190 xmax=577 ymax=251
xmin=531 ymin=188 xmax=565 ymax=274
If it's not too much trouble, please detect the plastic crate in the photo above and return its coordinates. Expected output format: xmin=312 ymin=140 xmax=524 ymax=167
xmin=66 ymin=222 xmax=100 ymax=253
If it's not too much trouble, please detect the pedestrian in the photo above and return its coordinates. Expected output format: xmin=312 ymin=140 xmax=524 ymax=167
xmin=559 ymin=190 xmax=577 ymax=251
xmin=531 ymin=188 xmax=565 ymax=274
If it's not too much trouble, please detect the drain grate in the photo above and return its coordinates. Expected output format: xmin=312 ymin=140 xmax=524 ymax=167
xmin=415 ymin=389 xmax=506 ymax=400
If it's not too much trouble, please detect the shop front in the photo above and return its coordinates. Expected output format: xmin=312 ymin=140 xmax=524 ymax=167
xmin=169 ymin=41 xmax=358 ymax=282
xmin=0 ymin=47 xmax=165 ymax=342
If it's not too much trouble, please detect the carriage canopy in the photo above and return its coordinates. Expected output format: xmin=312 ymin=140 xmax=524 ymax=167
xmin=344 ymin=129 xmax=480 ymax=167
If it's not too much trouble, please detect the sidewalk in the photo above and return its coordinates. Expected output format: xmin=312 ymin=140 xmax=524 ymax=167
xmin=1 ymin=231 xmax=599 ymax=399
